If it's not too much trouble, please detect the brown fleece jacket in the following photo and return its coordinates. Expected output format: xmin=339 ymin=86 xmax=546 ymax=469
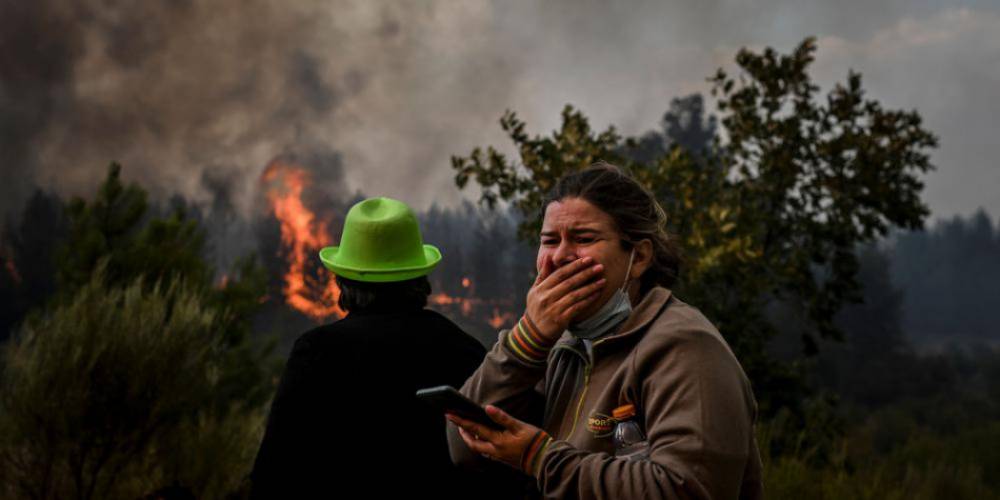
xmin=447 ymin=287 xmax=763 ymax=499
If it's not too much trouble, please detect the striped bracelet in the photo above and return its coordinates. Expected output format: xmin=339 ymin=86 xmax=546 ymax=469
xmin=506 ymin=314 xmax=552 ymax=364
xmin=520 ymin=430 xmax=555 ymax=476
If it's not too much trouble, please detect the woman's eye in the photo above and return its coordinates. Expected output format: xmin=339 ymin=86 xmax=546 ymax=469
xmin=576 ymin=238 xmax=595 ymax=244
xmin=542 ymin=239 xmax=558 ymax=246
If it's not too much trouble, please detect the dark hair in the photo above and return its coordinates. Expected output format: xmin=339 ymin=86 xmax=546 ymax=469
xmin=543 ymin=162 xmax=682 ymax=291
xmin=335 ymin=275 xmax=432 ymax=312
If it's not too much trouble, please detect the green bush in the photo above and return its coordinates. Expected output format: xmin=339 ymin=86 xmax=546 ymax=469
xmin=0 ymin=267 xmax=266 ymax=499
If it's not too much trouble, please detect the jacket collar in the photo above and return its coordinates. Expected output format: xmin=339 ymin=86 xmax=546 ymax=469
xmin=554 ymin=286 xmax=673 ymax=349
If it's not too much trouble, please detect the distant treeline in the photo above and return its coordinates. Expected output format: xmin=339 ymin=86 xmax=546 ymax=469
xmin=892 ymin=210 xmax=1000 ymax=344
xmin=0 ymin=183 xmax=534 ymax=349
xmin=2 ymin=172 xmax=998 ymax=351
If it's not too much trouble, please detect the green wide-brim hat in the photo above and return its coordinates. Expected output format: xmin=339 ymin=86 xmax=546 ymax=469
xmin=319 ymin=197 xmax=441 ymax=283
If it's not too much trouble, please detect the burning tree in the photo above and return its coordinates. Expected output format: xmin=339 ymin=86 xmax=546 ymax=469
xmin=254 ymin=158 xmax=534 ymax=345
xmin=259 ymin=159 xmax=346 ymax=321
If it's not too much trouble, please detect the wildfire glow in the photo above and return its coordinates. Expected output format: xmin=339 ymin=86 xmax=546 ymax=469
xmin=429 ymin=291 xmax=475 ymax=316
xmin=262 ymin=160 xmax=346 ymax=321
xmin=488 ymin=308 xmax=514 ymax=329
xmin=4 ymin=259 xmax=20 ymax=285
xmin=430 ymin=277 xmax=476 ymax=314
xmin=429 ymin=276 xmax=517 ymax=328
xmin=1 ymin=245 xmax=20 ymax=285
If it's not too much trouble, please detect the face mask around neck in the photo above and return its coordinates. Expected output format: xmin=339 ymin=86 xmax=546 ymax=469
xmin=568 ymin=248 xmax=635 ymax=340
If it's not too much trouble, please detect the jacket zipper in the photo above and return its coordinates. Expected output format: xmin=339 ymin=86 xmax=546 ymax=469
xmin=566 ymin=364 xmax=592 ymax=438
xmin=553 ymin=337 xmax=610 ymax=440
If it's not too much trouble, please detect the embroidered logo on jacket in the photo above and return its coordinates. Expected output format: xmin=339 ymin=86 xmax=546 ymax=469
xmin=586 ymin=412 xmax=617 ymax=438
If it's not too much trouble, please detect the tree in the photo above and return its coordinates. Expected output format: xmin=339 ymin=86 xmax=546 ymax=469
xmin=450 ymin=38 xmax=937 ymax=415
xmin=627 ymin=93 xmax=717 ymax=164
xmin=0 ymin=189 xmax=68 ymax=342
xmin=0 ymin=163 xmax=280 ymax=498
xmin=56 ymin=163 xmax=208 ymax=296
xmin=891 ymin=210 xmax=1000 ymax=343
xmin=52 ymin=163 xmax=276 ymax=411
xmin=816 ymin=245 xmax=912 ymax=407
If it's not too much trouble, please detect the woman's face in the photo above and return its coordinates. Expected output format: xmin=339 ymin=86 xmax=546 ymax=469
xmin=538 ymin=197 xmax=635 ymax=323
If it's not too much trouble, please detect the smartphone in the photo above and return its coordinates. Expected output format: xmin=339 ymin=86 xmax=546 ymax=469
xmin=416 ymin=385 xmax=504 ymax=431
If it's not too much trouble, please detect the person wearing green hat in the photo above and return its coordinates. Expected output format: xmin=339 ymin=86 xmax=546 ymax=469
xmin=250 ymin=197 xmax=513 ymax=499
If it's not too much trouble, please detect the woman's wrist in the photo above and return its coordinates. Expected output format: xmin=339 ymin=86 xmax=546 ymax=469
xmin=520 ymin=430 xmax=555 ymax=477
xmin=505 ymin=313 xmax=557 ymax=364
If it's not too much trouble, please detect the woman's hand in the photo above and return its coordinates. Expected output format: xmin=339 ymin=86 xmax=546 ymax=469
xmin=447 ymin=406 xmax=548 ymax=473
xmin=525 ymin=256 xmax=606 ymax=342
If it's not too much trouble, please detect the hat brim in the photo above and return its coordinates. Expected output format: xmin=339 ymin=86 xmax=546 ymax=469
xmin=318 ymin=245 xmax=441 ymax=283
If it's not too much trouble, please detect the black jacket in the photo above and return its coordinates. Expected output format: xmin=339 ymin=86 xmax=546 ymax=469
xmin=250 ymin=306 xmax=510 ymax=499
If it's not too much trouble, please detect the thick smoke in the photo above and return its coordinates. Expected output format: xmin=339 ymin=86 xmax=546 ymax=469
xmin=1 ymin=2 xmax=85 ymax=220
xmin=0 ymin=0 xmax=517 ymax=224
xmin=2 ymin=0 xmax=998 ymax=226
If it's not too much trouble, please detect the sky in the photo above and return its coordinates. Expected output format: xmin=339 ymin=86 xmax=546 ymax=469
xmin=2 ymin=0 xmax=997 ymax=224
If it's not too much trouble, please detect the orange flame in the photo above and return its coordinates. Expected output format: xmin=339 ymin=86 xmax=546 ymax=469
xmin=1 ymin=244 xmax=20 ymax=285
xmin=428 ymin=293 xmax=463 ymax=305
xmin=262 ymin=160 xmax=346 ymax=321
xmin=4 ymin=258 xmax=20 ymax=285
xmin=429 ymin=292 xmax=476 ymax=316
xmin=487 ymin=308 xmax=514 ymax=329
xmin=429 ymin=276 xmax=519 ymax=325
xmin=429 ymin=290 xmax=516 ymax=328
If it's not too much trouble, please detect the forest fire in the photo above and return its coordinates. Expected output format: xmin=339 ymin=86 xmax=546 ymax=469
xmin=429 ymin=277 xmax=516 ymax=329
xmin=429 ymin=275 xmax=477 ymax=315
xmin=428 ymin=290 xmax=476 ymax=316
xmin=261 ymin=160 xmax=346 ymax=321
xmin=258 ymin=166 xmax=517 ymax=330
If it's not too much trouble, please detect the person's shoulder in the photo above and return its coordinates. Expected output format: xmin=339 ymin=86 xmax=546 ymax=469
xmin=290 ymin=318 xmax=361 ymax=353
xmin=416 ymin=309 xmax=487 ymax=351
xmin=637 ymin=294 xmax=736 ymax=364
xmin=418 ymin=308 xmax=463 ymax=331
xmin=654 ymin=295 xmax=719 ymax=333
xmin=635 ymin=294 xmax=757 ymax=417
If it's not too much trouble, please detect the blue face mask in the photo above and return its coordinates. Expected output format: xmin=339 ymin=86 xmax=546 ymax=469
xmin=568 ymin=249 xmax=635 ymax=340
